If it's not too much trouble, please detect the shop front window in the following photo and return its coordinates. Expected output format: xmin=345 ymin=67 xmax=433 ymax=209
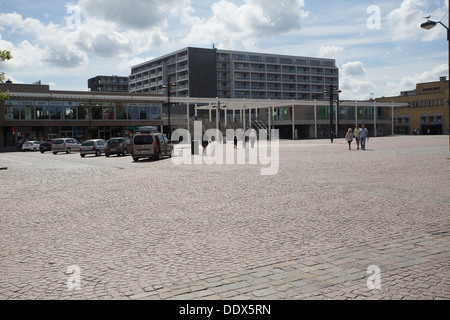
xmin=128 ymin=106 xmax=139 ymax=120
xmin=36 ymin=106 xmax=50 ymax=120
xmin=64 ymin=102 xmax=78 ymax=120
xmin=115 ymin=102 xmax=127 ymax=120
xmin=78 ymin=105 xmax=89 ymax=120
xmin=13 ymin=106 xmax=22 ymax=120
xmin=22 ymin=102 xmax=35 ymax=120
xmin=151 ymin=104 xmax=162 ymax=120
xmin=92 ymin=106 xmax=102 ymax=120
xmin=50 ymin=106 xmax=63 ymax=120
xmin=140 ymin=106 xmax=150 ymax=120
xmin=103 ymin=107 xmax=115 ymax=120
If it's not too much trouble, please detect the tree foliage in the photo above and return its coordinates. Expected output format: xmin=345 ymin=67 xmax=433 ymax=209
xmin=1 ymin=50 xmax=13 ymax=100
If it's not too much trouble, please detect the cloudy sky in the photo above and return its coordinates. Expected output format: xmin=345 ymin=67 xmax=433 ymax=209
xmin=0 ymin=0 xmax=448 ymax=99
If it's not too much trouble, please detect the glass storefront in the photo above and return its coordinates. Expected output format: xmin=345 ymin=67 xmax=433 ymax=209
xmin=2 ymin=99 xmax=163 ymax=147
xmin=4 ymin=100 xmax=162 ymax=121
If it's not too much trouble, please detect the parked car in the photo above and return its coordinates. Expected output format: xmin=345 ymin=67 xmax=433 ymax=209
xmin=40 ymin=139 xmax=54 ymax=153
xmin=131 ymin=129 xmax=173 ymax=161
xmin=52 ymin=138 xmax=81 ymax=155
xmin=22 ymin=141 xmax=41 ymax=152
xmin=105 ymin=137 xmax=132 ymax=157
xmin=80 ymin=139 xmax=107 ymax=157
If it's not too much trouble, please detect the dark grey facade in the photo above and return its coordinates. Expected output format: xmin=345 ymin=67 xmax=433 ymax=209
xmin=88 ymin=75 xmax=129 ymax=92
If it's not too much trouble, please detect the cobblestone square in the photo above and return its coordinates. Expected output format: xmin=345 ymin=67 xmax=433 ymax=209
xmin=0 ymin=135 xmax=449 ymax=300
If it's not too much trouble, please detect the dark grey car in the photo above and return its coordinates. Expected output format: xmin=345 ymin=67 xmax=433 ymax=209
xmin=105 ymin=137 xmax=132 ymax=157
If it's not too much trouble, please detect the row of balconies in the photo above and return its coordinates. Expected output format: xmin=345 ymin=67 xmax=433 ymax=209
xmin=218 ymin=64 xmax=338 ymax=75
xmin=216 ymin=53 xmax=335 ymax=67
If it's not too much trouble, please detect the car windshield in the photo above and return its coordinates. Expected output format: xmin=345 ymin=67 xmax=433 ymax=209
xmin=108 ymin=139 xmax=122 ymax=146
xmin=82 ymin=141 xmax=95 ymax=146
xmin=134 ymin=135 xmax=154 ymax=145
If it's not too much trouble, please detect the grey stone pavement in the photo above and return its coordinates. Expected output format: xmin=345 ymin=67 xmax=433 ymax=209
xmin=0 ymin=135 xmax=449 ymax=300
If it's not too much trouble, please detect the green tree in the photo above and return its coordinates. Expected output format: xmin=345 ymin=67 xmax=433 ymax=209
xmin=1 ymin=50 xmax=13 ymax=100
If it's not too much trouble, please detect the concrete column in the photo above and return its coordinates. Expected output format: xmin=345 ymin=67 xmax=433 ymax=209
xmin=292 ymin=105 xmax=295 ymax=140
xmin=314 ymin=104 xmax=318 ymax=139
xmin=209 ymin=104 xmax=212 ymax=122
xmin=374 ymin=105 xmax=377 ymax=137
xmin=392 ymin=105 xmax=395 ymax=136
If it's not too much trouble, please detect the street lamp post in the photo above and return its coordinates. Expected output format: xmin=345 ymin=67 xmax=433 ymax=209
xmin=324 ymin=84 xmax=342 ymax=143
xmin=162 ymin=80 xmax=176 ymax=139
xmin=421 ymin=6 xmax=450 ymax=151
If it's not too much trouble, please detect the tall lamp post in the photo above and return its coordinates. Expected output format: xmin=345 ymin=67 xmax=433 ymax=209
xmin=162 ymin=80 xmax=176 ymax=139
xmin=421 ymin=8 xmax=450 ymax=151
xmin=324 ymin=84 xmax=342 ymax=143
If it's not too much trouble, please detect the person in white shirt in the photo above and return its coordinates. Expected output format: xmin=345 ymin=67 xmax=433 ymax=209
xmin=249 ymin=129 xmax=257 ymax=148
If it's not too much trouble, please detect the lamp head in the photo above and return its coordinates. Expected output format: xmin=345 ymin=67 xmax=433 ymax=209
xmin=421 ymin=20 xmax=437 ymax=30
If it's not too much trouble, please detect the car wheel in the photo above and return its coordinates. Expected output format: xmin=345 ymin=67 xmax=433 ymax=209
xmin=66 ymin=148 xmax=72 ymax=154
xmin=95 ymin=150 xmax=101 ymax=157
xmin=40 ymin=150 xmax=45 ymax=154
xmin=123 ymin=149 xmax=128 ymax=156
xmin=53 ymin=152 xmax=57 ymax=155
xmin=105 ymin=154 xmax=110 ymax=157
xmin=133 ymin=157 xmax=139 ymax=162
xmin=154 ymin=152 xmax=162 ymax=161
xmin=81 ymin=154 xmax=85 ymax=158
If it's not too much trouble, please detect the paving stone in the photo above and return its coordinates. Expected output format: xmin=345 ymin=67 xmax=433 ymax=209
xmin=0 ymin=136 xmax=448 ymax=301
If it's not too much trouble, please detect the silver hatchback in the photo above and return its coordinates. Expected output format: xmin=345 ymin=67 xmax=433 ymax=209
xmin=52 ymin=138 xmax=81 ymax=155
xmin=80 ymin=139 xmax=107 ymax=157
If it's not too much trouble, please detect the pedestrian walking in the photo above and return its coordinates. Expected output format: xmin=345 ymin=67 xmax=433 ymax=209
xmin=360 ymin=124 xmax=369 ymax=150
xmin=233 ymin=131 xmax=238 ymax=149
xmin=249 ymin=129 xmax=257 ymax=148
xmin=240 ymin=131 xmax=247 ymax=149
xmin=345 ymin=128 xmax=354 ymax=150
xmin=202 ymin=132 xmax=209 ymax=155
xmin=354 ymin=125 xmax=360 ymax=150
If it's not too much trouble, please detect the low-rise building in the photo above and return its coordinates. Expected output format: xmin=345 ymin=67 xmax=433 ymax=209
xmin=376 ymin=77 xmax=449 ymax=135
xmin=0 ymin=83 xmax=164 ymax=148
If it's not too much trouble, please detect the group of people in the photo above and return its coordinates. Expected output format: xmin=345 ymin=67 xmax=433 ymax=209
xmin=345 ymin=124 xmax=369 ymax=151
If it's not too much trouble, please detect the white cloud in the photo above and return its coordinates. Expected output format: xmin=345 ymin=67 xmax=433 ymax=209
xmin=0 ymin=12 xmax=89 ymax=70
xmin=383 ymin=63 xmax=448 ymax=96
xmin=78 ymin=0 xmax=191 ymax=30
xmin=387 ymin=0 xmax=448 ymax=42
xmin=340 ymin=77 xmax=378 ymax=100
xmin=319 ymin=46 xmax=344 ymax=59
xmin=185 ymin=0 xmax=308 ymax=49
xmin=342 ymin=61 xmax=366 ymax=77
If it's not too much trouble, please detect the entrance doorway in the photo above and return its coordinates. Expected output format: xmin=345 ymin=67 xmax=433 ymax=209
xmin=60 ymin=130 xmax=73 ymax=138
xmin=99 ymin=130 xmax=111 ymax=140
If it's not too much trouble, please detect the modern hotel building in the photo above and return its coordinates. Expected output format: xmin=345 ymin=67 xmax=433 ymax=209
xmin=129 ymin=47 xmax=339 ymax=101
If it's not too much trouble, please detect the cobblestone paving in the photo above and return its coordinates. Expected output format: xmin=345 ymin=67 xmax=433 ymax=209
xmin=0 ymin=135 xmax=449 ymax=300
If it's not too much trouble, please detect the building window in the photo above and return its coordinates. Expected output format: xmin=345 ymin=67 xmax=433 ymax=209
xmin=127 ymin=105 xmax=140 ymax=120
